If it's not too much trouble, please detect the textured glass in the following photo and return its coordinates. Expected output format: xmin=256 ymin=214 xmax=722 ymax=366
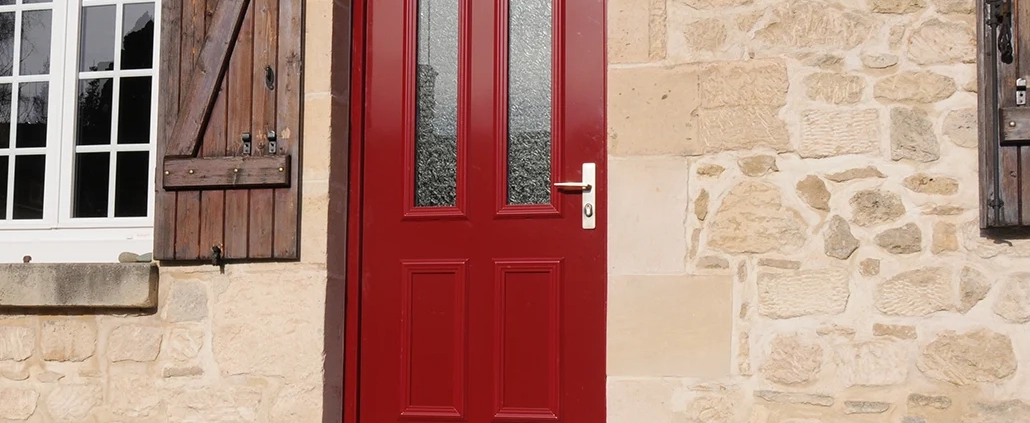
xmin=19 ymin=10 xmax=50 ymax=75
xmin=73 ymin=152 xmax=109 ymax=217
xmin=16 ymin=82 xmax=46 ymax=147
xmin=114 ymin=151 xmax=148 ymax=217
xmin=117 ymin=76 xmax=151 ymax=144
xmin=0 ymin=156 xmax=7 ymax=219
xmin=12 ymin=154 xmax=43 ymax=219
xmin=0 ymin=83 xmax=9 ymax=149
xmin=121 ymin=3 xmax=155 ymax=70
xmin=413 ymin=0 xmax=458 ymax=207
xmin=79 ymin=6 xmax=115 ymax=72
xmin=0 ymin=12 xmax=14 ymax=77
xmin=506 ymin=0 xmax=551 ymax=205
xmin=77 ymin=78 xmax=113 ymax=145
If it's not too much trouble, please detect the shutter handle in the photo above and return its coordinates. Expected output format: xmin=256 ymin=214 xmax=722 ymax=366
xmin=265 ymin=66 xmax=275 ymax=90
xmin=267 ymin=130 xmax=277 ymax=154
xmin=241 ymin=132 xmax=252 ymax=155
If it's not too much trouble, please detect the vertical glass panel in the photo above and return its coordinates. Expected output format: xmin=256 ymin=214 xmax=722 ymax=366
xmin=12 ymin=154 xmax=43 ymax=219
xmin=121 ymin=3 xmax=154 ymax=70
xmin=79 ymin=6 xmax=115 ymax=72
xmin=0 ymin=1 xmax=14 ymax=6
xmin=76 ymin=78 xmax=113 ymax=145
xmin=0 ymin=12 xmax=14 ymax=76
xmin=0 ymin=156 xmax=7 ymax=219
xmin=117 ymin=76 xmax=151 ymax=144
xmin=506 ymin=0 xmax=552 ymax=206
xmin=19 ymin=10 xmax=51 ymax=75
xmin=24 ymin=0 xmax=53 ymax=4
xmin=114 ymin=151 xmax=148 ymax=217
xmin=0 ymin=83 xmax=10 ymax=149
xmin=16 ymin=81 xmax=46 ymax=148
xmin=413 ymin=0 xmax=458 ymax=208
xmin=73 ymin=152 xmax=109 ymax=217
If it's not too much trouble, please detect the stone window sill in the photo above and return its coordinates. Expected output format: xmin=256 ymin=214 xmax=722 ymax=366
xmin=0 ymin=263 xmax=158 ymax=310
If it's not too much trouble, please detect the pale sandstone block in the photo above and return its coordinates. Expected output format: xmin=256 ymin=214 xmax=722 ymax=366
xmin=675 ymin=0 xmax=752 ymax=8
xmin=738 ymin=155 xmax=778 ymax=177
xmin=860 ymin=258 xmax=881 ymax=276
xmin=876 ymin=72 xmax=956 ymax=104
xmin=918 ymin=328 xmax=1016 ymax=385
xmin=701 ymin=59 xmax=787 ymax=108
xmin=45 ymin=384 xmax=101 ymax=421
xmin=697 ymin=255 xmax=729 ymax=269
xmin=696 ymin=163 xmax=725 ymax=177
xmin=608 ymin=66 xmax=702 ymax=156
xmin=37 ymin=371 xmax=63 ymax=383
xmin=943 ymin=108 xmax=978 ymax=148
xmin=754 ymin=1 xmax=871 ymax=50
xmin=736 ymin=11 xmax=763 ymax=31
xmin=610 ymin=0 xmax=666 ymax=63
xmin=870 ymin=0 xmax=925 ymax=13
xmin=708 ymin=181 xmax=807 ymax=254
xmin=109 ymin=371 xmax=162 ymax=418
xmin=845 ymin=401 xmax=891 ymax=414
xmin=993 ymin=272 xmax=1030 ymax=323
xmin=739 ymin=331 xmax=751 ymax=375
xmin=758 ymin=269 xmax=850 ymax=318
xmin=833 ymin=340 xmax=909 ymax=386
xmin=908 ymin=393 xmax=952 ymax=409
xmin=607 ymin=275 xmax=733 ymax=378
xmin=850 ymin=189 xmax=905 ymax=227
xmin=907 ymin=19 xmax=975 ymax=65
xmin=874 ymin=223 xmax=922 ymax=254
xmin=167 ymin=385 xmax=264 ymax=423
xmin=163 ymin=366 xmax=203 ymax=378
xmin=875 ymin=267 xmax=953 ymax=316
xmin=166 ymin=327 xmax=204 ymax=361
xmin=607 ymin=378 xmax=681 ymax=423
xmin=892 ymin=107 xmax=940 ymax=162
xmin=931 ymin=221 xmax=959 ymax=254
xmin=0 ymin=326 xmax=34 ymax=361
xmin=933 ymin=0 xmax=973 ymax=14
xmin=861 ymin=53 xmax=899 ymax=69
xmin=873 ymin=323 xmax=917 ymax=339
xmin=754 ymin=390 xmax=834 ymax=406
xmin=799 ymin=109 xmax=880 ymax=158
xmin=0 ymin=388 xmax=38 ymax=420
xmin=41 ymin=319 xmax=95 ymax=362
xmin=682 ymin=18 xmax=727 ymax=52
xmin=108 ymin=325 xmax=163 ymax=362
xmin=827 ymin=166 xmax=886 ymax=182
xmin=761 ymin=333 xmax=823 ymax=385
xmin=700 ymin=106 xmax=791 ymax=153
xmin=796 ymin=175 xmax=830 ymax=211
xmin=271 ymin=383 xmax=322 ymax=423
xmin=904 ymin=174 xmax=959 ymax=195
xmin=685 ymin=394 xmax=739 ymax=423
xmin=958 ymin=266 xmax=990 ymax=313
xmin=758 ymin=258 xmax=801 ymax=269
xmin=962 ymin=400 xmax=1030 ymax=422
xmin=164 ymin=280 xmax=208 ymax=322
xmin=695 ymin=189 xmax=710 ymax=221
xmin=610 ymin=158 xmax=690 ymax=274
xmin=804 ymin=72 xmax=865 ymax=104
xmin=824 ymin=215 xmax=859 ymax=260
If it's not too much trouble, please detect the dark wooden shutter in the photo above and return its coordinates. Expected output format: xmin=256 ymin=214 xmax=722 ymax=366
xmin=155 ymin=0 xmax=303 ymax=261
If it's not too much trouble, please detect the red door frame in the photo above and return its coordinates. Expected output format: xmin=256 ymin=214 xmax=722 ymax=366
xmin=339 ymin=0 xmax=607 ymax=421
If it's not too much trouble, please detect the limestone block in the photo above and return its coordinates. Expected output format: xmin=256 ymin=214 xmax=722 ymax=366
xmin=870 ymin=0 xmax=925 ymax=13
xmin=875 ymin=267 xmax=953 ymax=316
xmin=698 ymin=256 xmax=729 ymax=269
xmin=695 ymin=190 xmax=710 ymax=221
xmin=164 ymin=280 xmax=209 ymax=322
xmin=907 ymin=19 xmax=975 ymax=65
xmin=861 ymin=53 xmax=899 ymax=69
xmin=873 ymin=324 xmax=916 ymax=340
xmin=797 ymin=176 xmax=830 ymax=211
xmin=607 ymin=378 xmax=681 ymax=423
xmin=0 ymin=388 xmax=38 ymax=420
xmin=860 ymin=258 xmax=881 ymax=276
xmin=738 ymin=155 xmax=778 ymax=177
xmin=271 ymin=383 xmax=322 ymax=423
xmin=675 ymin=0 xmax=752 ymax=8
xmin=958 ymin=267 xmax=990 ymax=313
xmin=108 ymin=325 xmax=163 ymax=362
xmin=41 ymin=319 xmax=96 ymax=362
xmin=607 ymin=275 xmax=733 ymax=378
xmin=833 ymin=340 xmax=910 ymax=386
xmin=962 ymin=400 xmax=1030 ymax=422
xmin=0 ymin=326 xmax=34 ymax=361
xmin=993 ymin=272 xmax=1030 ymax=323
xmin=167 ymin=385 xmax=264 ymax=423
xmin=850 ymin=189 xmax=905 ymax=227
xmin=109 ymin=372 xmax=162 ymax=418
xmin=700 ymin=106 xmax=791 ymax=153
xmin=682 ymin=18 xmax=727 ymax=52
xmin=942 ymin=108 xmax=978 ymax=148
xmin=799 ymin=109 xmax=880 ymax=158
xmin=701 ymin=59 xmax=788 ymax=108
xmin=826 ymin=166 xmax=885 ymax=182
xmin=904 ymin=174 xmax=959 ymax=195
xmin=908 ymin=393 xmax=952 ymax=409
xmin=697 ymin=164 xmax=725 ymax=177
xmin=45 ymin=384 xmax=101 ymax=421
xmin=931 ymin=221 xmax=959 ymax=254
xmin=166 ymin=327 xmax=204 ymax=361
xmin=685 ymin=394 xmax=738 ymax=423
xmin=917 ymin=328 xmax=1016 ymax=384
xmin=608 ymin=65 xmax=702 ymax=156
xmin=874 ymin=223 xmax=922 ymax=254
xmin=891 ymin=107 xmax=940 ymax=162
xmin=933 ymin=0 xmax=973 ymax=14
xmin=754 ymin=390 xmax=834 ymax=406
xmin=609 ymin=158 xmax=689 ymax=274
xmin=708 ymin=181 xmax=808 ymax=254
xmin=844 ymin=401 xmax=891 ymax=414
xmin=804 ymin=72 xmax=865 ymax=104
xmin=758 ymin=269 xmax=849 ymax=318
xmin=824 ymin=215 xmax=859 ymax=260
xmin=754 ymin=1 xmax=871 ymax=50
xmin=875 ymin=72 xmax=956 ymax=103
xmin=761 ymin=333 xmax=823 ymax=385
xmin=610 ymin=0 xmax=666 ymax=62
xmin=0 ymin=263 xmax=157 ymax=308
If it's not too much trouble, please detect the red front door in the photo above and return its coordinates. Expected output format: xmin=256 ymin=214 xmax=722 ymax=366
xmin=357 ymin=0 xmax=605 ymax=421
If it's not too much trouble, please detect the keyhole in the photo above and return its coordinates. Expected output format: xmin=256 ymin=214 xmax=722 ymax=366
xmin=265 ymin=66 xmax=275 ymax=90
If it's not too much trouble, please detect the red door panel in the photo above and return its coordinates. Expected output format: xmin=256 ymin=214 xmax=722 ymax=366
xmin=359 ymin=0 xmax=605 ymax=421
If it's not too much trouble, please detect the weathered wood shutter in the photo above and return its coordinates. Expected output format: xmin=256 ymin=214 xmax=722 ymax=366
xmin=155 ymin=0 xmax=303 ymax=261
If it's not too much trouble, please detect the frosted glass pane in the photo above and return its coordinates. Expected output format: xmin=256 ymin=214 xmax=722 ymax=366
xmin=506 ymin=0 xmax=551 ymax=206
xmin=413 ymin=0 xmax=458 ymax=208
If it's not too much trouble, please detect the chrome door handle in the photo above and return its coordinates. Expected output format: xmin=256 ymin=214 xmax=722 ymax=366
xmin=554 ymin=163 xmax=596 ymax=230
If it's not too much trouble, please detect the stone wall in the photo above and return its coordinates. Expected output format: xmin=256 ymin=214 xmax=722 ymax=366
xmin=608 ymin=0 xmax=1030 ymax=422
xmin=0 ymin=0 xmax=337 ymax=421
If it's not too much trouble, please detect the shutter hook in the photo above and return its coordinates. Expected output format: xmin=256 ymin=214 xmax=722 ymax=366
xmin=211 ymin=245 xmax=225 ymax=273
xmin=265 ymin=66 xmax=275 ymax=90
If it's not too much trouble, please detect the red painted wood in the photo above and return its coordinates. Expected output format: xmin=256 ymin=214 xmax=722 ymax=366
xmin=356 ymin=0 xmax=606 ymax=421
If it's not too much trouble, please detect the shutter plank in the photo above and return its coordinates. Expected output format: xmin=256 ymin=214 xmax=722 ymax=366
xmin=198 ymin=0 xmax=228 ymax=260
xmin=248 ymin=0 xmax=278 ymax=258
xmin=174 ymin=0 xmax=208 ymax=260
xmin=273 ymin=0 xmax=302 ymax=258
xmin=224 ymin=4 xmax=255 ymax=259
xmin=998 ymin=31 xmax=1021 ymax=227
xmin=155 ymin=0 xmax=183 ymax=260
xmin=1018 ymin=4 xmax=1030 ymax=224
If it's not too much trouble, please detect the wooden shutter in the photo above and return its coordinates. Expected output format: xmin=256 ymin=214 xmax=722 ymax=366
xmin=154 ymin=0 xmax=303 ymax=261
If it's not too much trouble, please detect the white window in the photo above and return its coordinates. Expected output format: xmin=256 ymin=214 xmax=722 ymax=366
xmin=0 ymin=0 xmax=159 ymax=263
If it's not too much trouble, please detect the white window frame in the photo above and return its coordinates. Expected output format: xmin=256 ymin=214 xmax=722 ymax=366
xmin=0 ymin=0 xmax=160 ymax=263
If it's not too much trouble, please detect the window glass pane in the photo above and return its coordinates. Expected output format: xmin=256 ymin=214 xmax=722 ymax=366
xmin=12 ymin=154 xmax=43 ymax=219
xmin=19 ymin=10 xmax=51 ymax=75
xmin=76 ymin=78 xmax=113 ymax=145
xmin=506 ymin=0 xmax=551 ymax=206
xmin=24 ymin=0 xmax=52 ymax=4
xmin=0 ymin=156 xmax=7 ymax=219
xmin=117 ymin=76 xmax=151 ymax=144
xmin=73 ymin=152 xmax=109 ymax=217
xmin=413 ymin=0 xmax=458 ymax=208
xmin=0 ymin=12 xmax=14 ymax=77
xmin=79 ymin=6 xmax=115 ymax=72
xmin=0 ymin=1 xmax=14 ymax=6
xmin=114 ymin=151 xmax=147 ymax=217
xmin=121 ymin=3 xmax=154 ymax=70
xmin=0 ymin=83 xmax=9 ymax=149
xmin=16 ymin=81 xmax=47 ymax=148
